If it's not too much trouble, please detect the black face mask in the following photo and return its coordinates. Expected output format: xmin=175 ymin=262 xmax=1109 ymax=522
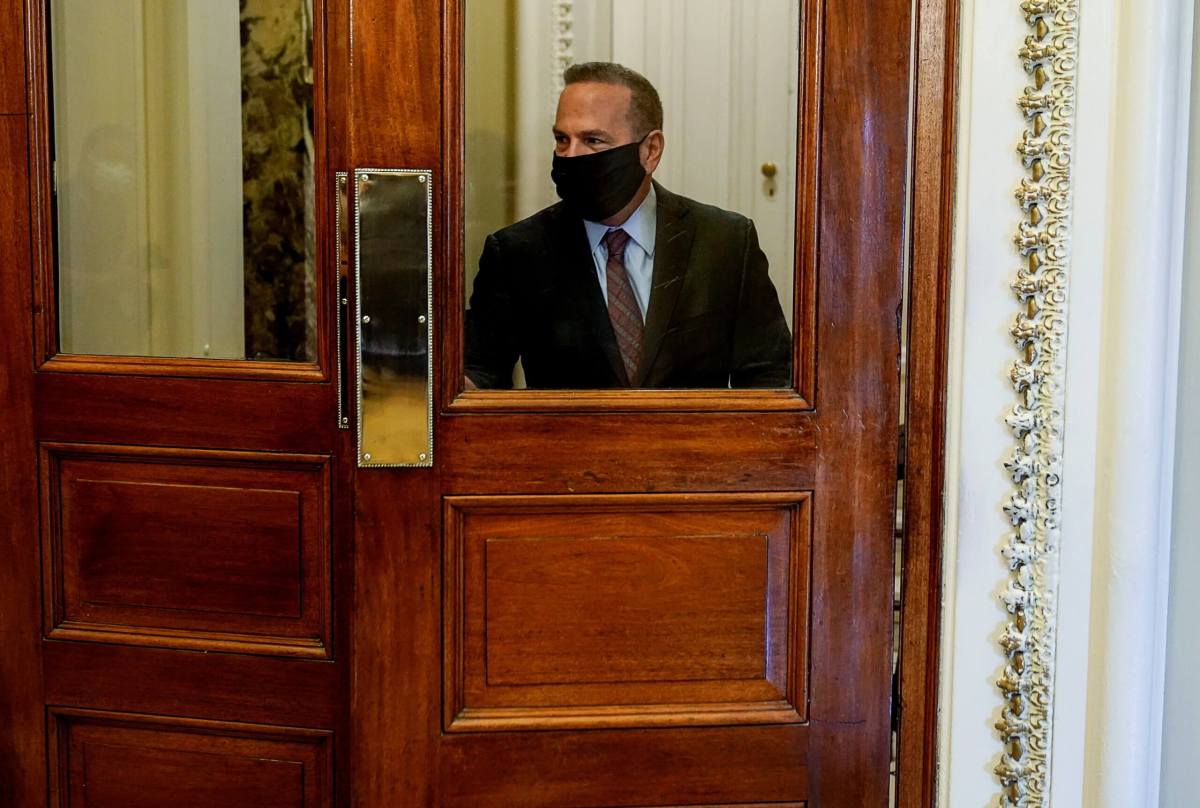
xmin=551 ymin=138 xmax=648 ymax=221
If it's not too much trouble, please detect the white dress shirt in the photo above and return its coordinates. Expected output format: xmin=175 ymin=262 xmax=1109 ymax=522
xmin=582 ymin=185 xmax=656 ymax=319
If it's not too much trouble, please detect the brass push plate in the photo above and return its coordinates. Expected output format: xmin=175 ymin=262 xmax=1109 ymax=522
xmin=354 ymin=169 xmax=433 ymax=468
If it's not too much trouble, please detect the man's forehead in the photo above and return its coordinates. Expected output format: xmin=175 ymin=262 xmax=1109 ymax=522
xmin=556 ymin=82 xmax=633 ymax=122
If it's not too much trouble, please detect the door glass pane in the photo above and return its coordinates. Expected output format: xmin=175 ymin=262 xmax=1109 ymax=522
xmin=463 ymin=0 xmax=800 ymax=390
xmin=50 ymin=0 xmax=317 ymax=361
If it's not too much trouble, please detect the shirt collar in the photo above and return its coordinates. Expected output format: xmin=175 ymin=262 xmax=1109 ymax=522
xmin=583 ymin=184 xmax=657 ymax=258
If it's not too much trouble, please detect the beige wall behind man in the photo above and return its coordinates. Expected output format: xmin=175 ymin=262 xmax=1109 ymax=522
xmin=464 ymin=0 xmax=516 ymax=300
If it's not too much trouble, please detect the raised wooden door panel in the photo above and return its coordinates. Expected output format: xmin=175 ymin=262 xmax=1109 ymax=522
xmin=444 ymin=494 xmax=810 ymax=732
xmin=40 ymin=443 xmax=332 ymax=658
xmin=438 ymin=726 xmax=810 ymax=807
xmin=49 ymin=709 xmax=332 ymax=808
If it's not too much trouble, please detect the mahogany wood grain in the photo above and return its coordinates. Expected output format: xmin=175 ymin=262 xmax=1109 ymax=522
xmin=39 ymin=353 xmax=326 ymax=381
xmin=322 ymin=10 xmax=356 ymax=805
xmin=0 ymin=0 xmax=24 ymax=113
xmin=484 ymin=535 xmax=770 ymax=684
xmin=35 ymin=374 xmax=335 ymax=453
xmin=44 ymin=642 xmax=339 ymax=728
xmin=449 ymin=388 xmax=814 ymax=413
xmin=897 ymin=0 xmax=959 ymax=804
xmin=444 ymin=495 xmax=809 ymax=732
xmin=440 ymin=412 xmax=821 ymax=494
xmin=438 ymin=726 xmax=809 ymax=807
xmin=41 ymin=444 xmax=332 ymax=658
xmin=0 ymin=114 xmax=45 ymax=808
xmin=310 ymin=0 xmax=335 ymax=380
xmin=49 ymin=709 xmax=332 ymax=808
xmin=348 ymin=0 xmax=440 ymax=167
xmin=438 ymin=0 xmax=465 ymax=411
xmin=802 ymin=0 xmax=911 ymax=802
xmin=794 ymin=0 xmax=822 ymax=406
xmin=22 ymin=0 xmax=54 ymax=359
xmin=350 ymin=470 xmax=439 ymax=807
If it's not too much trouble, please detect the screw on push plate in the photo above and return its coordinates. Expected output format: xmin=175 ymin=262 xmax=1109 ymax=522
xmin=418 ymin=175 xmax=427 ymax=183
xmin=362 ymin=452 xmax=372 ymax=462
xmin=418 ymin=452 xmax=428 ymax=461
xmin=418 ymin=315 xmax=427 ymax=324
xmin=361 ymin=315 xmax=371 ymax=324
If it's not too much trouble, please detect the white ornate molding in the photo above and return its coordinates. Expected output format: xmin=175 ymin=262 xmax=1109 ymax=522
xmin=551 ymin=0 xmax=575 ymax=93
xmin=995 ymin=1 xmax=1078 ymax=805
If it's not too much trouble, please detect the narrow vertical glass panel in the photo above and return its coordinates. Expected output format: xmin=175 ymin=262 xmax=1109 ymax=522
xmin=463 ymin=0 xmax=800 ymax=390
xmin=49 ymin=0 xmax=317 ymax=361
xmin=356 ymin=170 xmax=432 ymax=468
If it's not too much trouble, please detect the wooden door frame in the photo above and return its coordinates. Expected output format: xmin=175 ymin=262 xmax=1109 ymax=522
xmin=897 ymin=0 xmax=958 ymax=804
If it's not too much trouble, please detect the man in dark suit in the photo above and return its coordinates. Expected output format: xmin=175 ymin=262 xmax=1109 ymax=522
xmin=465 ymin=62 xmax=791 ymax=389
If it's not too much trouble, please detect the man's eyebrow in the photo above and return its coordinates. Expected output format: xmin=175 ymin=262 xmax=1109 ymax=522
xmin=550 ymin=127 xmax=614 ymax=139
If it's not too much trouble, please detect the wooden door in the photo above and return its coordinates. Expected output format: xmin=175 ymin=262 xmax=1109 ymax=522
xmin=350 ymin=0 xmax=911 ymax=806
xmin=1 ymin=2 xmax=353 ymax=806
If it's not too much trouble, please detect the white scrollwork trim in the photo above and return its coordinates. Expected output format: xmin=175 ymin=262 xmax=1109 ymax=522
xmin=552 ymin=0 xmax=575 ymax=94
xmin=995 ymin=1 xmax=1077 ymax=805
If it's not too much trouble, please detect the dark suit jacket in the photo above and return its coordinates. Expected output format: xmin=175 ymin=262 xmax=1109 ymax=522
xmin=464 ymin=183 xmax=792 ymax=389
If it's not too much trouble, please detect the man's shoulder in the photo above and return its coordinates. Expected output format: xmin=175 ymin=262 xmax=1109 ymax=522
xmin=656 ymin=185 xmax=751 ymax=233
xmin=488 ymin=202 xmax=570 ymax=248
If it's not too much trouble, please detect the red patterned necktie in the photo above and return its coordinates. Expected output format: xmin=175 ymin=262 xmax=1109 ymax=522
xmin=603 ymin=228 xmax=644 ymax=385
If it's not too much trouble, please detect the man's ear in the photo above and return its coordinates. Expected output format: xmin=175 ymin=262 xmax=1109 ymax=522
xmin=641 ymin=130 xmax=665 ymax=173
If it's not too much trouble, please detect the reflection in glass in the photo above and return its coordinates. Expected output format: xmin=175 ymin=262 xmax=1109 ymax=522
xmin=464 ymin=0 xmax=800 ymax=390
xmin=50 ymin=0 xmax=316 ymax=360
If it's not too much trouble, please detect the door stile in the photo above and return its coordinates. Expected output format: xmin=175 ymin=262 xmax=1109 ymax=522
xmin=346 ymin=0 xmax=445 ymax=804
xmin=326 ymin=5 xmax=355 ymax=804
xmin=0 ymin=106 xmax=47 ymax=808
xmin=806 ymin=0 xmax=913 ymax=802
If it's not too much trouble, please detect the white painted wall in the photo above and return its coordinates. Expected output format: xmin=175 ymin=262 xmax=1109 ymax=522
xmin=1078 ymin=0 xmax=1192 ymax=803
xmin=938 ymin=0 xmax=1028 ymax=800
xmin=1159 ymin=8 xmax=1200 ymax=807
xmin=940 ymin=0 xmax=1192 ymax=804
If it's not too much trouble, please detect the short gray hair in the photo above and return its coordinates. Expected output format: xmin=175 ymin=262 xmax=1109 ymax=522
xmin=563 ymin=62 xmax=664 ymax=136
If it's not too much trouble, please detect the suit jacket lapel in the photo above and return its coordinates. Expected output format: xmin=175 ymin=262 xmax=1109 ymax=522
xmin=636 ymin=185 xmax=694 ymax=385
xmin=550 ymin=204 xmax=627 ymax=385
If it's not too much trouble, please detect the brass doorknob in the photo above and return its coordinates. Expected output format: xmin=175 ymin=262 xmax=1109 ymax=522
xmin=761 ymin=161 xmax=778 ymax=179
